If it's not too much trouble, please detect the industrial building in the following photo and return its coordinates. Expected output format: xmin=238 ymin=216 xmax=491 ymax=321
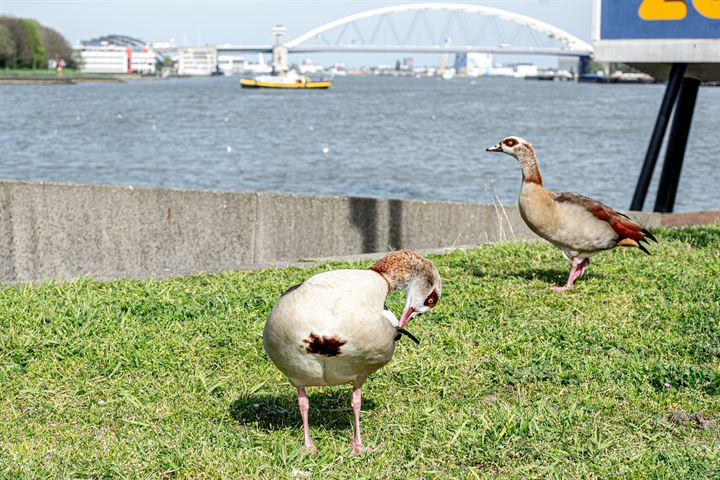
xmin=76 ymin=35 xmax=158 ymax=74
xmin=454 ymin=52 xmax=493 ymax=77
xmin=177 ymin=48 xmax=218 ymax=76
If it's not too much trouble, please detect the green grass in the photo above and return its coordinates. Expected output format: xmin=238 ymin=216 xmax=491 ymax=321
xmin=0 ymin=68 xmax=117 ymax=78
xmin=1 ymin=224 xmax=719 ymax=479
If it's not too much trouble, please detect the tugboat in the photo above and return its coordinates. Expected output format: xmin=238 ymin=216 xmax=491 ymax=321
xmin=240 ymin=69 xmax=332 ymax=89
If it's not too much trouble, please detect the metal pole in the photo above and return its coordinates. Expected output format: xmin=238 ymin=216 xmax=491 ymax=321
xmin=629 ymin=63 xmax=687 ymax=211
xmin=578 ymin=55 xmax=590 ymax=76
xmin=653 ymin=76 xmax=701 ymax=213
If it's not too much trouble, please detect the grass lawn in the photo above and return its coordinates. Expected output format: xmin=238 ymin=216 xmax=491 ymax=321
xmin=0 ymin=68 xmax=118 ymax=78
xmin=1 ymin=225 xmax=718 ymax=479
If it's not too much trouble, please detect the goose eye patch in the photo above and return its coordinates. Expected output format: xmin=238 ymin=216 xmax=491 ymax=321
xmin=503 ymin=139 xmax=517 ymax=147
xmin=424 ymin=290 xmax=439 ymax=307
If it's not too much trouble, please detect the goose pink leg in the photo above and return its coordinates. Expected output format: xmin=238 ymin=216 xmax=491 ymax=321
xmin=350 ymin=378 xmax=371 ymax=456
xmin=296 ymin=387 xmax=317 ymax=455
xmin=552 ymin=258 xmax=590 ymax=292
xmin=575 ymin=258 xmax=590 ymax=279
xmin=350 ymin=384 xmax=362 ymax=455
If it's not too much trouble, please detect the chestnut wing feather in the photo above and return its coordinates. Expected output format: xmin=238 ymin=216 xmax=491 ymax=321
xmin=555 ymin=192 xmax=656 ymax=249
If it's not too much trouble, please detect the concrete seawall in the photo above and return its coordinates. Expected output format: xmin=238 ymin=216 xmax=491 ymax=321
xmin=0 ymin=179 xmax=671 ymax=284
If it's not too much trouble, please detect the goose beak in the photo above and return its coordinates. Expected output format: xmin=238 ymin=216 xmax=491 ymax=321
xmin=399 ymin=306 xmax=415 ymax=328
xmin=486 ymin=143 xmax=502 ymax=152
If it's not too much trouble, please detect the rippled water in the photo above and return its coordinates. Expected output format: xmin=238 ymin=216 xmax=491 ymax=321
xmin=1 ymin=75 xmax=718 ymax=212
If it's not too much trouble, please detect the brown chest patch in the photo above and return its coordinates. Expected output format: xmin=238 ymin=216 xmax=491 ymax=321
xmin=303 ymin=333 xmax=347 ymax=357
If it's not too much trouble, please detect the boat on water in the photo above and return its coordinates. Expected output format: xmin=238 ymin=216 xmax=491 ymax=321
xmin=240 ymin=70 xmax=332 ymax=89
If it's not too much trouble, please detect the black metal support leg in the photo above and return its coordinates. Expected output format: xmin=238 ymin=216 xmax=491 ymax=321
xmin=653 ymin=76 xmax=700 ymax=213
xmin=630 ymin=63 xmax=687 ymax=211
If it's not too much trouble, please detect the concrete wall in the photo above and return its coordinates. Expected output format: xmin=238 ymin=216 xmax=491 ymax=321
xmin=0 ymin=179 xmax=663 ymax=283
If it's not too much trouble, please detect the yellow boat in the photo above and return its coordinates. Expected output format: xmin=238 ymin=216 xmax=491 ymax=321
xmin=240 ymin=72 xmax=332 ymax=89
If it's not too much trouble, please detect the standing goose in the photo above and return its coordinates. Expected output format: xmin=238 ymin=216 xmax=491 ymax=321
xmin=263 ymin=251 xmax=441 ymax=455
xmin=486 ymin=136 xmax=656 ymax=291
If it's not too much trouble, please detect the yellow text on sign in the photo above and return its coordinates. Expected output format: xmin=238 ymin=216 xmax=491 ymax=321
xmin=692 ymin=0 xmax=720 ymax=19
xmin=639 ymin=0 xmax=720 ymax=20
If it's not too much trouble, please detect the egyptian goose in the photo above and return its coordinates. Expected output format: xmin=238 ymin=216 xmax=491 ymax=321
xmin=263 ymin=251 xmax=441 ymax=455
xmin=486 ymin=136 xmax=657 ymax=291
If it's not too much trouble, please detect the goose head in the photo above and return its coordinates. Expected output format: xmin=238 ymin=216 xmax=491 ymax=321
xmin=400 ymin=269 xmax=441 ymax=327
xmin=486 ymin=136 xmax=542 ymax=184
xmin=369 ymin=251 xmax=442 ymax=328
xmin=486 ymin=136 xmax=534 ymax=158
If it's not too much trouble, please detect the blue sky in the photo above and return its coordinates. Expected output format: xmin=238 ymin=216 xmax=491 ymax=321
xmin=1 ymin=0 xmax=594 ymax=66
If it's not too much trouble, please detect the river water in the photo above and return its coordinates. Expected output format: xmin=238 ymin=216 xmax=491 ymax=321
xmin=1 ymin=75 xmax=718 ymax=212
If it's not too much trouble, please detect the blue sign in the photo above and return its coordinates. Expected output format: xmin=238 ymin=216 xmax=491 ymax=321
xmin=601 ymin=0 xmax=720 ymax=39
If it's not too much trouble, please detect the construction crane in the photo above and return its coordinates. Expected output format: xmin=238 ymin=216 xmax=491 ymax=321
xmin=436 ymin=38 xmax=454 ymax=79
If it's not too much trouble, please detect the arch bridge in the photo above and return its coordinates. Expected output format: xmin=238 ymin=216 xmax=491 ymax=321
xmin=221 ymin=3 xmax=593 ymax=69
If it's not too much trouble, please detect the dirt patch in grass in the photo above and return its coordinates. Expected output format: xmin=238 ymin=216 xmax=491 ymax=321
xmin=664 ymin=409 xmax=716 ymax=430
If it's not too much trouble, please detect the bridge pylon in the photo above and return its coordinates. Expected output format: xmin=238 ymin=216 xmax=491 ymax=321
xmin=272 ymin=25 xmax=289 ymax=72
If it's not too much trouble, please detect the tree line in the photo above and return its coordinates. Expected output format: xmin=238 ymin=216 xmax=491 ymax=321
xmin=0 ymin=16 xmax=74 ymax=69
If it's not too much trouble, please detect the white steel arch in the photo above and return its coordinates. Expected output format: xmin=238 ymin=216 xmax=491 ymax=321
xmin=285 ymin=2 xmax=593 ymax=53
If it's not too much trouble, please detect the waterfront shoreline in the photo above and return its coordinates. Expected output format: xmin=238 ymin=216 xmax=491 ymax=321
xmin=0 ymin=76 xmax=125 ymax=84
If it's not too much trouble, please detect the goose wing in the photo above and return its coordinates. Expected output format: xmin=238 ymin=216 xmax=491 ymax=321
xmin=554 ymin=192 xmax=657 ymax=253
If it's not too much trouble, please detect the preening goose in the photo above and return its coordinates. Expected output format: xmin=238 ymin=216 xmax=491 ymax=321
xmin=486 ymin=136 xmax=657 ymax=291
xmin=263 ymin=251 xmax=441 ymax=455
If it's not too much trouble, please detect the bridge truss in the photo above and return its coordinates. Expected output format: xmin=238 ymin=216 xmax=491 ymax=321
xmin=283 ymin=3 xmax=593 ymax=57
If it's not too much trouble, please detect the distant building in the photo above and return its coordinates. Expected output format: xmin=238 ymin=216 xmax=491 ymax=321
xmin=297 ymin=58 xmax=324 ymax=74
xmin=455 ymin=52 xmax=493 ymax=77
xmin=454 ymin=53 xmax=467 ymax=74
xmin=242 ymin=53 xmax=273 ymax=74
xmin=216 ymin=46 xmax=272 ymax=75
xmin=557 ymin=57 xmax=579 ymax=75
xmin=488 ymin=63 xmax=538 ymax=78
xmin=76 ymin=35 xmax=157 ymax=74
xmin=129 ymin=49 xmax=156 ymax=74
xmin=151 ymin=40 xmax=177 ymax=50
xmin=329 ymin=63 xmax=348 ymax=76
xmin=216 ymin=44 xmax=246 ymax=75
xmin=514 ymin=63 xmax=538 ymax=78
xmin=217 ymin=55 xmax=243 ymax=75
xmin=78 ymin=46 xmax=128 ymax=73
xmin=489 ymin=65 xmax=515 ymax=77
xmin=77 ymin=46 xmax=156 ymax=74
xmin=177 ymin=47 xmax=218 ymax=76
